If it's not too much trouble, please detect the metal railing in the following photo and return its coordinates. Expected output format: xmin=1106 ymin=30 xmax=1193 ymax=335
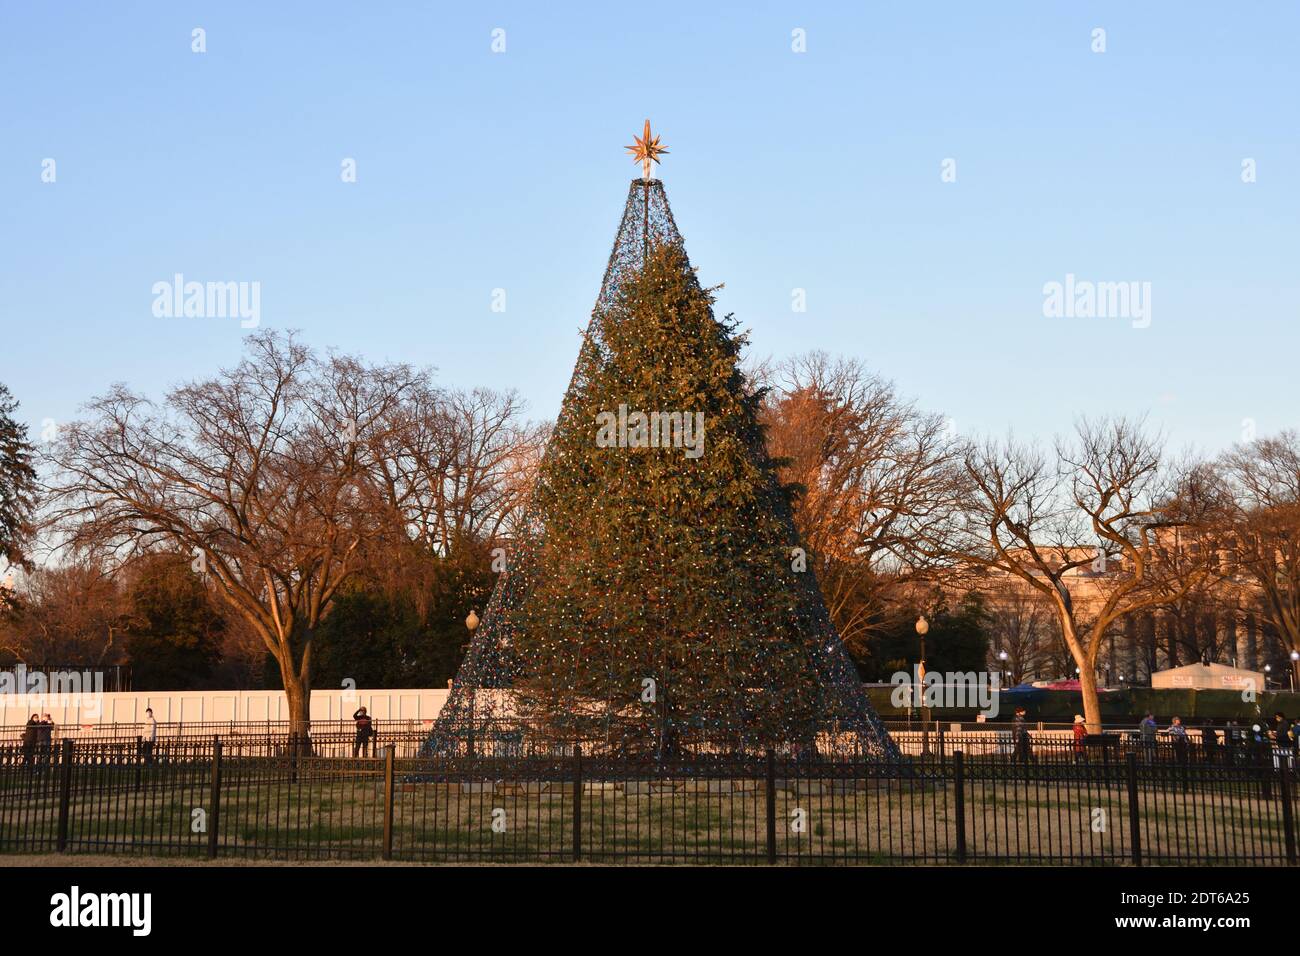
xmin=1 ymin=737 xmax=1295 ymax=865
xmin=0 ymin=719 xmax=435 ymax=755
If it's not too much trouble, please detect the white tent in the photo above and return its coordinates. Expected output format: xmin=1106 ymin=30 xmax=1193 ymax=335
xmin=1150 ymin=661 xmax=1264 ymax=692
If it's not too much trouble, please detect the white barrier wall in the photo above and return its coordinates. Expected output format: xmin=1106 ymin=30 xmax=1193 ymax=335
xmin=0 ymin=687 xmax=450 ymax=728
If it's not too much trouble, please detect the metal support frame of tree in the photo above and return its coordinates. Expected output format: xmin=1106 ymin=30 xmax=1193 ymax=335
xmin=423 ymin=167 xmax=898 ymax=762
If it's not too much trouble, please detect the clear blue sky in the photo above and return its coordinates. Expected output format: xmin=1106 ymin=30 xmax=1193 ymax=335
xmin=2 ymin=1 xmax=1296 ymax=455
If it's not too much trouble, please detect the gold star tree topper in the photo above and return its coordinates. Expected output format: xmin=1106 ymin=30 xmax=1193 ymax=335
xmin=626 ymin=119 xmax=668 ymax=180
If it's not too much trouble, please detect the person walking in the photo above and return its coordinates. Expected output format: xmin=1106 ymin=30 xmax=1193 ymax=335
xmin=1072 ymin=714 xmax=1088 ymax=764
xmin=352 ymin=706 xmax=375 ymax=758
xmin=1012 ymin=707 xmax=1033 ymax=764
xmin=141 ymin=707 xmax=157 ymax=765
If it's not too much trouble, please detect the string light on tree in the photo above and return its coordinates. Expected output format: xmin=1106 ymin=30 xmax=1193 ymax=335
xmin=422 ymin=128 xmax=897 ymax=764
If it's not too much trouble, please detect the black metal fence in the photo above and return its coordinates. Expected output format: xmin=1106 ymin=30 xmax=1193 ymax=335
xmin=1 ymin=736 xmax=1296 ymax=864
xmin=0 ymin=719 xmax=434 ymax=753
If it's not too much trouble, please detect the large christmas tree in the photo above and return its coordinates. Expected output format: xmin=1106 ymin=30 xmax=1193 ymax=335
xmin=427 ymin=127 xmax=896 ymax=761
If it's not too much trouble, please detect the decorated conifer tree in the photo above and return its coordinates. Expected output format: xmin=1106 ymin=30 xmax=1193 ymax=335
xmin=426 ymin=125 xmax=897 ymax=761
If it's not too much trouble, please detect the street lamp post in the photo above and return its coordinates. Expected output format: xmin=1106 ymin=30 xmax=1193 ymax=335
xmin=1290 ymin=651 xmax=1299 ymax=693
xmin=465 ymin=609 xmax=480 ymax=756
xmin=916 ymin=616 xmax=930 ymax=752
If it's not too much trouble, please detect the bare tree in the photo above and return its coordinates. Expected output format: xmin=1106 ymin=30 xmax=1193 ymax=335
xmin=1219 ymin=431 xmax=1300 ymax=685
xmin=926 ymin=418 xmax=1217 ymax=732
xmin=375 ymin=385 xmax=543 ymax=560
xmin=365 ymin=383 xmax=543 ymax=620
xmin=0 ymin=561 xmax=126 ymax=665
xmin=42 ymin=332 xmax=422 ymax=740
xmin=214 ymin=611 xmax=271 ymax=689
xmin=761 ymin=352 xmax=963 ymax=652
xmin=985 ymin=583 xmax=1054 ymax=685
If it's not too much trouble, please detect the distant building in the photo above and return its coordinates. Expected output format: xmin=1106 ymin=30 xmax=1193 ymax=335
xmin=978 ymin=544 xmax=1289 ymax=688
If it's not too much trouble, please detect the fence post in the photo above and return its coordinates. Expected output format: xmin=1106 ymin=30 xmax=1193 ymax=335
xmin=383 ymin=745 xmax=395 ymax=861
xmin=56 ymin=739 xmax=74 ymax=852
xmin=765 ymin=748 xmax=777 ymax=865
xmin=953 ymin=750 xmax=967 ymax=863
xmin=134 ymin=735 xmax=142 ymax=793
xmin=207 ymin=736 xmax=222 ymax=860
xmin=1278 ymin=756 xmax=1297 ymax=865
xmin=1126 ymin=752 xmax=1142 ymax=866
xmin=572 ymin=744 xmax=583 ymax=863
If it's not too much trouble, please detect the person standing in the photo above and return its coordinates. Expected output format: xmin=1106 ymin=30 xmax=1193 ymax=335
xmin=1167 ymin=716 xmax=1189 ymax=766
xmin=1267 ymin=712 xmax=1292 ymax=771
xmin=1272 ymin=712 xmax=1292 ymax=762
xmin=1012 ymin=707 xmax=1033 ymax=764
xmin=142 ymin=707 xmax=157 ymax=765
xmin=37 ymin=714 xmax=54 ymax=769
xmin=1139 ymin=712 xmax=1157 ymax=764
xmin=1072 ymin=714 xmax=1088 ymax=764
xmin=21 ymin=714 xmax=39 ymax=768
xmin=352 ymin=706 xmax=375 ymax=758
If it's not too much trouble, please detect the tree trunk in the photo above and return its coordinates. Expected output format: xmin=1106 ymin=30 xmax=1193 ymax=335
xmin=1056 ymin=614 xmax=1103 ymax=734
xmin=283 ymin=676 xmax=312 ymax=755
xmin=1079 ymin=666 xmax=1102 ymax=736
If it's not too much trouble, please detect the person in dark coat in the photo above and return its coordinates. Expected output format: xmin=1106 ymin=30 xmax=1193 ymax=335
xmin=352 ymin=707 xmax=375 ymax=758
xmin=36 ymin=714 xmax=54 ymax=769
xmin=1167 ymin=716 xmax=1189 ymax=767
xmin=1272 ymin=712 xmax=1292 ymax=753
xmin=21 ymin=714 xmax=39 ymax=767
xmin=1012 ymin=707 xmax=1033 ymax=764
xmin=1139 ymin=712 xmax=1158 ymax=764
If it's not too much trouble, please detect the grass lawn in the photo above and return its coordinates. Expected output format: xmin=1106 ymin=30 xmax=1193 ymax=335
xmin=2 ymin=761 xmax=1290 ymax=864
